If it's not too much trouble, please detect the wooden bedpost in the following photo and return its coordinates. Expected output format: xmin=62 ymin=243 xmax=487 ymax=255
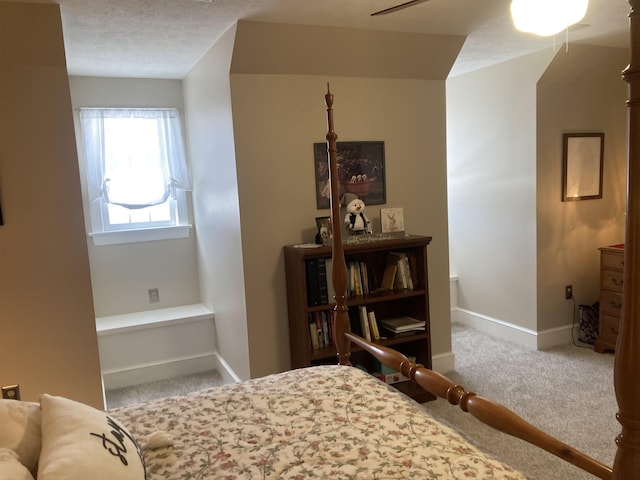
xmin=614 ymin=1 xmax=640 ymax=477
xmin=325 ymin=85 xmax=351 ymax=366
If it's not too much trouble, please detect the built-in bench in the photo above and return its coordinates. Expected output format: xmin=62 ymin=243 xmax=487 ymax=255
xmin=96 ymin=304 xmax=216 ymax=390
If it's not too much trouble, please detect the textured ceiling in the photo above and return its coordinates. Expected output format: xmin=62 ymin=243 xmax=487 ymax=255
xmin=17 ymin=0 xmax=633 ymax=79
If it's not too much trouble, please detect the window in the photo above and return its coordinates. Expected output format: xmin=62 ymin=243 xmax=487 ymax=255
xmin=78 ymin=108 xmax=192 ymax=245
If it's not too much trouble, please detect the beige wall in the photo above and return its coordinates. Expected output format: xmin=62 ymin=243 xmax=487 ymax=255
xmin=231 ymin=75 xmax=454 ymax=376
xmin=68 ymin=76 xmax=200 ymax=317
xmin=0 ymin=2 xmax=102 ymax=407
xmin=537 ymin=45 xmax=628 ymax=331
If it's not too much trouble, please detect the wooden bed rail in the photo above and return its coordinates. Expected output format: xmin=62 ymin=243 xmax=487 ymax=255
xmin=346 ymin=332 xmax=613 ymax=480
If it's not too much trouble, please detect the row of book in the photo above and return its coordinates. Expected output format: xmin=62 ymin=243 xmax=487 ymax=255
xmin=347 ymin=261 xmax=377 ymax=296
xmin=371 ymin=355 xmax=416 ymax=385
xmin=308 ymin=310 xmax=335 ymax=350
xmin=350 ymin=305 xmax=426 ymax=342
xmin=305 ymin=251 xmax=419 ymax=307
xmin=380 ymin=251 xmax=417 ymax=290
xmin=306 ymin=258 xmax=333 ymax=306
xmin=308 ymin=307 xmax=425 ymax=351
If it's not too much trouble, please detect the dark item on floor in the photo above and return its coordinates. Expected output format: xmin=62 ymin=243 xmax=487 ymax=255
xmin=578 ymin=302 xmax=599 ymax=345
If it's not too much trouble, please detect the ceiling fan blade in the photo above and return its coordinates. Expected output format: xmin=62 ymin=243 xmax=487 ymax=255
xmin=371 ymin=0 xmax=432 ymax=16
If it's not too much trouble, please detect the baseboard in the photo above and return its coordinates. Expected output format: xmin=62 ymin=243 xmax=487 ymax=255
xmin=452 ymin=307 xmax=575 ymax=350
xmin=103 ymin=352 xmax=217 ymax=390
xmin=213 ymin=351 xmax=242 ymax=384
xmin=432 ymin=351 xmax=455 ymax=374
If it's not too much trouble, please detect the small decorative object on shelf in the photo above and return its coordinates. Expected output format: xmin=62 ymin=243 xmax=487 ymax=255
xmin=342 ymin=193 xmax=372 ymax=235
xmin=315 ymin=216 xmax=331 ymax=245
xmin=380 ymin=207 xmax=405 ymax=234
xmin=284 ymin=234 xmax=433 ymax=402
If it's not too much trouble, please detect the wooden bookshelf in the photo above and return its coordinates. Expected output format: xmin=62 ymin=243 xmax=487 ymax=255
xmin=284 ymin=234 xmax=434 ymax=402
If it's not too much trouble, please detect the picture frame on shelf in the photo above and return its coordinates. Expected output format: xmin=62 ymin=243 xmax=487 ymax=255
xmin=380 ymin=207 xmax=404 ymax=234
xmin=315 ymin=216 xmax=332 ymax=245
xmin=313 ymin=141 xmax=386 ymax=209
xmin=562 ymin=132 xmax=604 ymax=201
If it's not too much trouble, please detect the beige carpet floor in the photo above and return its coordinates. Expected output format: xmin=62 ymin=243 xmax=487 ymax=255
xmin=423 ymin=323 xmax=617 ymax=480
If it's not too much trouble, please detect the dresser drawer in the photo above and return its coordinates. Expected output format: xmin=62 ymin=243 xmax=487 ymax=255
xmin=600 ymin=290 xmax=623 ymax=316
xmin=602 ymin=269 xmax=624 ymax=292
xmin=601 ymin=251 xmax=624 ymax=270
xmin=599 ymin=313 xmax=621 ymax=346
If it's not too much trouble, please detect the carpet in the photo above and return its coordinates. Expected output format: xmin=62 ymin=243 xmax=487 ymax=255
xmin=423 ymin=323 xmax=617 ymax=480
xmin=105 ymin=369 xmax=224 ymax=409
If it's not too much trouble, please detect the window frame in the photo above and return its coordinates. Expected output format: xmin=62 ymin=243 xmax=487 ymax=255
xmin=78 ymin=107 xmax=192 ymax=246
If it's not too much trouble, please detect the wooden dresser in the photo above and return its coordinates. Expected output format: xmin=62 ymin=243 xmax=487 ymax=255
xmin=594 ymin=244 xmax=624 ymax=353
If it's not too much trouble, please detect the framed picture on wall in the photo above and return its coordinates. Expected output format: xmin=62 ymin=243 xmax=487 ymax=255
xmin=314 ymin=141 xmax=386 ymax=209
xmin=562 ymin=132 xmax=604 ymax=201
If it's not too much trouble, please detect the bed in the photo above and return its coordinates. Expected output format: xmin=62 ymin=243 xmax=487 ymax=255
xmin=1 ymin=3 xmax=639 ymax=480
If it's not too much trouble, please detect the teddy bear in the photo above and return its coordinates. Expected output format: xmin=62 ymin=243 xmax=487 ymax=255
xmin=342 ymin=193 xmax=372 ymax=235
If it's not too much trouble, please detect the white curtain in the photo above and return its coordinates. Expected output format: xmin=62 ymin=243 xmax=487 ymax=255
xmin=79 ymin=108 xmax=192 ymax=209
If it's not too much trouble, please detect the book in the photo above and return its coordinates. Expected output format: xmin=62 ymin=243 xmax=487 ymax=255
xmin=373 ymin=371 xmax=409 ymax=385
xmin=309 ymin=315 xmax=320 ymax=349
xmin=368 ymin=310 xmax=380 ymax=340
xmin=306 ymin=259 xmax=321 ymax=306
xmin=325 ymin=258 xmax=335 ymax=303
xmin=379 ymin=316 xmax=425 ymax=333
xmin=380 ymin=261 xmax=398 ymax=290
xmin=317 ymin=258 xmax=329 ymax=304
xmin=360 ymin=261 xmax=369 ymax=294
xmin=358 ymin=305 xmax=371 ymax=341
xmin=388 ymin=252 xmax=409 ymax=289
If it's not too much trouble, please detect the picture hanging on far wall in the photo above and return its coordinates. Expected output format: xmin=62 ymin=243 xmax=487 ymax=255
xmin=314 ymin=141 xmax=386 ymax=209
xmin=562 ymin=132 xmax=604 ymax=201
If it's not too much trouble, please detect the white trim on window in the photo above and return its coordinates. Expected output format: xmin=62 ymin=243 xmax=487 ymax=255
xmin=89 ymin=224 xmax=192 ymax=246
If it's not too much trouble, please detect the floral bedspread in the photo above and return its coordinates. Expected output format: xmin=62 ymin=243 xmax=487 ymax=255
xmin=110 ymin=365 xmax=527 ymax=480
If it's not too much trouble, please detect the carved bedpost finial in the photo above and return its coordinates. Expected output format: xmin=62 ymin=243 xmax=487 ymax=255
xmin=325 ymin=83 xmax=333 ymax=108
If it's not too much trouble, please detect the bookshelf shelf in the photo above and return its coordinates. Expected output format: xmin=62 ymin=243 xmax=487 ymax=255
xmin=284 ymin=234 xmax=434 ymax=402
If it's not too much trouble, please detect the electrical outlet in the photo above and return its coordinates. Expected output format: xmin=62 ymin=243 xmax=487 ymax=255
xmin=2 ymin=384 xmax=20 ymax=400
xmin=565 ymin=284 xmax=573 ymax=300
xmin=148 ymin=288 xmax=160 ymax=304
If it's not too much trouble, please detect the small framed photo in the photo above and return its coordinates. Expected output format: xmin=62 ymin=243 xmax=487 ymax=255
xmin=315 ymin=216 xmax=332 ymax=245
xmin=380 ymin=207 xmax=404 ymax=233
xmin=562 ymin=133 xmax=604 ymax=201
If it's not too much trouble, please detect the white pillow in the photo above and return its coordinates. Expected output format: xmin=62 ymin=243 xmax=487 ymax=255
xmin=38 ymin=394 xmax=145 ymax=480
xmin=0 ymin=400 xmax=41 ymax=473
xmin=0 ymin=448 xmax=35 ymax=480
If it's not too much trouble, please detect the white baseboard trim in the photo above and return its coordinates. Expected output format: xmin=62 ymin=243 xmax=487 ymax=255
xmin=432 ymin=351 xmax=455 ymax=374
xmin=103 ymin=352 xmax=217 ymax=390
xmin=452 ymin=307 xmax=575 ymax=350
xmin=213 ymin=351 xmax=242 ymax=384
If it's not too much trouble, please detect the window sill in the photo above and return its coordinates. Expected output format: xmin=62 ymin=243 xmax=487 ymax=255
xmin=89 ymin=225 xmax=192 ymax=246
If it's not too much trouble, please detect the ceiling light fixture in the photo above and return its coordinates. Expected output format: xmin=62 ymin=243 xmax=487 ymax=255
xmin=510 ymin=0 xmax=589 ymax=37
